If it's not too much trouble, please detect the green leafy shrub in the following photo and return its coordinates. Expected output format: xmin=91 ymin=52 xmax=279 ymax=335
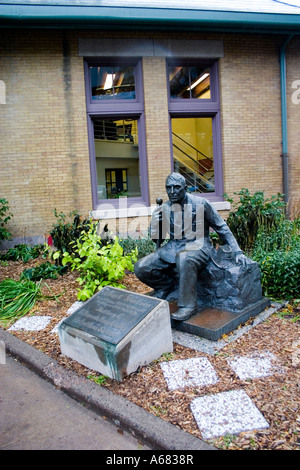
xmin=48 ymin=210 xmax=92 ymax=264
xmin=56 ymin=223 xmax=137 ymax=301
xmin=253 ymin=217 xmax=300 ymax=253
xmin=224 ymin=189 xmax=300 ymax=300
xmin=119 ymin=234 xmax=155 ymax=260
xmin=0 ymin=198 xmax=13 ymax=241
xmin=0 ymin=244 xmax=43 ymax=263
xmin=251 ymin=215 xmax=300 ymax=300
xmin=252 ymin=248 xmax=300 ymax=300
xmin=20 ymin=261 xmax=67 ymax=281
xmin=225 ymin=189 xmax=286 ymax=253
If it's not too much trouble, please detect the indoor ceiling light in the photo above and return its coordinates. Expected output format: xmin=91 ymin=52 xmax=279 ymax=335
xmin=189 ymin=73 xmax=209 ymax=90
xmin=103 ymin=73 xmax=115 ymax=90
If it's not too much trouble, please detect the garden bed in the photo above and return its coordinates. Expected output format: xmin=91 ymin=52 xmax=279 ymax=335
xmin=0 ymin=256 xmax=299 ymax=450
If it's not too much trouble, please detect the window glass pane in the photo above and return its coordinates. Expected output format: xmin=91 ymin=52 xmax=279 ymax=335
xmin=190 ymin=67 xmax=210 ymax=99
xmin=169 ymin=66 xmax=190 ymax=99
xmin=91 ymin=65 xmax=135 ymax=100
xmin=113 ymin=66 xmax=135 ymax=99
xmin=94 ymin=118 xmax=141 ymax=199
xmin=172 ymin=117 xmax=214 ymax=192
xmin=169 ymin=66 xmax=210 ymax=99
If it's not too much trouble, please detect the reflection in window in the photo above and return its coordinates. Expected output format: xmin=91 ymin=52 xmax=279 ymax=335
xmin=172 ymin=117 xmax=214 ymax=193
xmin=93 ymin=118 xmax=141 ymax=199
xmin=90 ymin=65 xmax=135 ymax=100
xmin=105 ymin=169 xmax=128 ymax=198
xmin=169 ymin=66 xmax=210 ymax=99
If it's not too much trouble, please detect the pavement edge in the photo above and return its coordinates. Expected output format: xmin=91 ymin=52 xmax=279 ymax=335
xmin=0 ymin=328 xmax=215 ymax=451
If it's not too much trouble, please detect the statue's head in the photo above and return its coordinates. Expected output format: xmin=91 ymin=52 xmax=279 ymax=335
xmin=165 ymin=172 xmax=187 ymax=204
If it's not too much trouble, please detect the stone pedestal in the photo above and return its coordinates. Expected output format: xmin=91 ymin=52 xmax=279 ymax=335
xmin=196 ymin=247 xmax=267 ymax=311
xmin=168 ymin=245 xmax=270 ymax=340
xmin=58 ymin=287 xmax=173 ymax=381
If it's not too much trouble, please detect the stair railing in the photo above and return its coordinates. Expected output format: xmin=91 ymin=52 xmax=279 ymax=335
xmin=172 ymin=132 xmax=214 ymax=192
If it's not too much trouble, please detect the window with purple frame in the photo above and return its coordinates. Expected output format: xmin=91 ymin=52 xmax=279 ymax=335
xmin=85 ymin=59 xmax=149 ymax=208
xmin=168 ymin=60 xmax=223 ymax=200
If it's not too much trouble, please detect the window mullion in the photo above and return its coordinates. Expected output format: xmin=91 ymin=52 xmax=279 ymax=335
xmin=188 ymin=68 xmax=192 ymax=99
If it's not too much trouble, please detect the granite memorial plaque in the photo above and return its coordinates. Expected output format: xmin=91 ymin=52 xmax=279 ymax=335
xmin=58 ymin=286 xmax=173 ymax=381
xmin=62 ymin=287 xmax=161 ymax=345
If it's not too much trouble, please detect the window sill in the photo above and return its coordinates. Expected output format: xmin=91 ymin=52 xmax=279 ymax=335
xmin=90 ymin=200 xmax=230 ymax=220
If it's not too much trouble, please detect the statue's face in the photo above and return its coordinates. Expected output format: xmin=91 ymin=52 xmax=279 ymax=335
xmin=166 ymin=176 xmax=187 ymax=204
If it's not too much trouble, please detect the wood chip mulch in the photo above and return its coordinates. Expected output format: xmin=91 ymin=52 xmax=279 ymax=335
xmin=1 ymin=257 xmax=299 ymax=450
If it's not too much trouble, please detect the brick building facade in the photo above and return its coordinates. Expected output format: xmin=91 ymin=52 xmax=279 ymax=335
xmin=0 ymin=2 xmax=300 ymax=245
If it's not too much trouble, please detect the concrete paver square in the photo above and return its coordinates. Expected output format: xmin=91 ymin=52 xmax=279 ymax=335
xmin=226 ymin=351 xmax=282 ymax=380
xmin=160 ymin=356 xmax=218 ymax=391
xmin=8 ymin=316 xmax=52 ymax=331
xmin=190 ymin=389 xmax=269 ymax=440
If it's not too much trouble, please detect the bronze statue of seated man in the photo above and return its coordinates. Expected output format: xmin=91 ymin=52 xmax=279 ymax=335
xmin=134 ymin=172 xmax=247 ymax=321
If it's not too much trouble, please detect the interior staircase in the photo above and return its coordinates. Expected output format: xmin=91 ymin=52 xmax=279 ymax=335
xmin=172 ymin=132 xmax=214 ymax=193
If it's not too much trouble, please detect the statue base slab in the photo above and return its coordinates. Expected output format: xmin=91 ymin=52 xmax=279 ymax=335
xmin=170 ymin=298 xmax=271 ymax=341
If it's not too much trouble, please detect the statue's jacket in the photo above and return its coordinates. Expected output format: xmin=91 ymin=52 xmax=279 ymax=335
xmin=150 ymin=193 xmax=241 ymax=264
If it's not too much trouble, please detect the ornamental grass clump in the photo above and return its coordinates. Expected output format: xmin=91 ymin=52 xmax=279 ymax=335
xmin=0 ymin=279 xmax=62 ymax=325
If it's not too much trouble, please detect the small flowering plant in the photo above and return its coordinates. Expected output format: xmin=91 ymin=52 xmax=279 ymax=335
xmin=47 ymin=235 xmax=53 ymax=247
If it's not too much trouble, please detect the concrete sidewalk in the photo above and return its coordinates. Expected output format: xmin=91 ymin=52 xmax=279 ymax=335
xmin=1 ymin=354 xmax=151 ymax=450
xmin=0 ymin=328 xmax=215 ymax=451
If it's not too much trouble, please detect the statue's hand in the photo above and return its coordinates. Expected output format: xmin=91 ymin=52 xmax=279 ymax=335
xmin=235 ymin=252 xmax=248 ymax=269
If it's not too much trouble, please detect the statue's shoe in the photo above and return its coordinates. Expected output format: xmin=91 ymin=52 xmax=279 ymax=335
xmin=171 ymin=307 xmax=197 ymax=321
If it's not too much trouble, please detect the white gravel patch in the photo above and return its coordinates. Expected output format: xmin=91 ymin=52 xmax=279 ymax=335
xmin=227 ymin=351 xmax=283 ymax=380
xmin=160 ymin=356 xmax=218 ymax=391
xmin=8 ymin=316 xmax=52 ymax=332
xmin=190 ymin=389 xmax=269 ymax=440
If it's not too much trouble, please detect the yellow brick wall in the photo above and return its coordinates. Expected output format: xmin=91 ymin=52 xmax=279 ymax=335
xmin=219 ymin=34 xmax=284 ymax=199
xmin=0 ymin=30 xmax=92 ymax=240
xmin=1 ymin=29 xmax=298 ymax=242
xmin=142 ymin=56 xmax=172 ymax=204
xmin=286 ymin=36 xmax=300 ymax=218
